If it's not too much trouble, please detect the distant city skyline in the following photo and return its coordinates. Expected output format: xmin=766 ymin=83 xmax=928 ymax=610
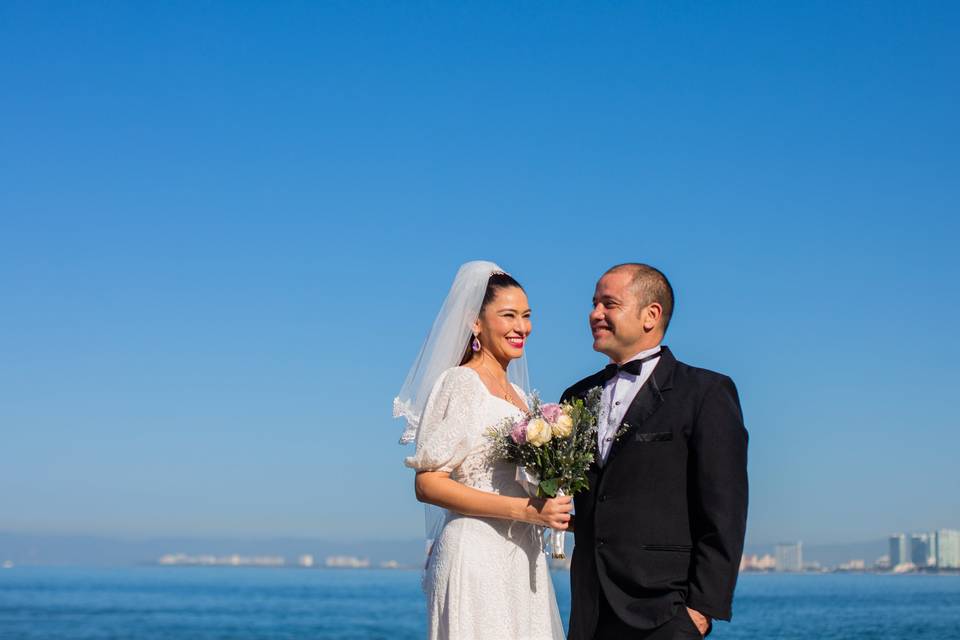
xmin=4 ymin=526 xmax=959 ymax=571
xmin=739 ymin=528 xmax=960 ymax=573
xmin=2 ymin=3 xmax=959 ymax=545
xmin=886 ymin=529 xmax=960 ymax=570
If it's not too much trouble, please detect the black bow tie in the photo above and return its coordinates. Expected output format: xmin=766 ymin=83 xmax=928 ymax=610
xmin=601 ymin=350 xmax=662 ymax=383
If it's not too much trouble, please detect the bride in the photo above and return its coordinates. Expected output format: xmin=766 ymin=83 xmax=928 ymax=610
xmin=394 ymin=261 xmax=570 ymax=640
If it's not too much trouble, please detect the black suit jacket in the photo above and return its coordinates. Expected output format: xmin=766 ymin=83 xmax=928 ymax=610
xmin=560 ymin=346 xmax=748 ymax=639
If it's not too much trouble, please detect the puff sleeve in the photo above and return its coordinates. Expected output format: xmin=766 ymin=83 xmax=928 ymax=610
xmin=404 ymin=368 xmax=483 ymax=473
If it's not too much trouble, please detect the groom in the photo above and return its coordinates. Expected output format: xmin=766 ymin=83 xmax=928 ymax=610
xmin=561 ymin=264 xmax=748 ymax=639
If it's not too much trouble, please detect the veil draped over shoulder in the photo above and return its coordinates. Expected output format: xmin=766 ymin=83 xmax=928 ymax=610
xmin=393 ymin=260 xmax=530 ymax=445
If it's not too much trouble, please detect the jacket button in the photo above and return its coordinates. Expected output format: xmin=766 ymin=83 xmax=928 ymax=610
xmin=597 ymin=537 xmax=605 ymax=546
xmin=599 ymin=494 xmax=607 ymax=502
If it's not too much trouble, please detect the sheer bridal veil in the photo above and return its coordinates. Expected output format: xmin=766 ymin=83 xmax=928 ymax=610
xmin=393 ymin=260 xmax=530 ymax=445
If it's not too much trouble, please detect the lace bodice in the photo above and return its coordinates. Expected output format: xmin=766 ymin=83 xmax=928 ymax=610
xmin=405 ymin=366 xmax=527 ymax=496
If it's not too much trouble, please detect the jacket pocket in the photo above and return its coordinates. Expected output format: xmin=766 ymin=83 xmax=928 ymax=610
xmin=635 ymin=544 xmax=692 ymax=552
xmin=634 ymin=431 xmax=673 ymax=443
xmin=610 ymin=544 xmax=692 ymax=591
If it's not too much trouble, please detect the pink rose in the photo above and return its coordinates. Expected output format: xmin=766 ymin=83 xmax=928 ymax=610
xmin=510 ymin=419 xmax=528 ymax=445
xmin=540 ymin=403 xmax=563 ymax=424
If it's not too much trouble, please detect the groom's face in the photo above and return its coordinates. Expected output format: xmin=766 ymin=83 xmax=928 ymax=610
xmin=590 ymin=271 xmax=648 ymax=363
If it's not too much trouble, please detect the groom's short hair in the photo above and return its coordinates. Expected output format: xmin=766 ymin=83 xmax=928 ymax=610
xmin=605 ymin=263 xmax=675 ymax=333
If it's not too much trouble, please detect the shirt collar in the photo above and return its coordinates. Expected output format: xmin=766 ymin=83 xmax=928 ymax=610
xmin=610 ymin=344 xmax=663 ymax=366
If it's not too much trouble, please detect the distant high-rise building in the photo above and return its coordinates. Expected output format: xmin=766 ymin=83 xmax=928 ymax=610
xmin=889 ymin=534 xmax=909 ymax=567
xmin=775 ymin=542 xmax=803 ymax=572
xmin=911 ymin=533 xmax=933 ymax=567
xmin=930 ymin=532 xmax=939 ymax=567
xmin=935 ymin=530 xmax=960 ymax=569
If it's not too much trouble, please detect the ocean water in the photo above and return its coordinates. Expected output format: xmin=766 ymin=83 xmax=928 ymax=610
xmin=1 ymin=567 xmax=959 ymax=639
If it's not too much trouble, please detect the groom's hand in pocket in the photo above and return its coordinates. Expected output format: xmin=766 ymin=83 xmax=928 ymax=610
xmin=685 ymin=607 xmax=710 ymax=636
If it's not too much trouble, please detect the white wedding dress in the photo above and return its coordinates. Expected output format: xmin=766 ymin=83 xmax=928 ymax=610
xmin=406 ymin=366 xmax=566 ymax=640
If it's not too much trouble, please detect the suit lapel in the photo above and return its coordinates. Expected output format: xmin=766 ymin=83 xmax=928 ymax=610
xmin=605 ymin=346 xmax=677 ymax=465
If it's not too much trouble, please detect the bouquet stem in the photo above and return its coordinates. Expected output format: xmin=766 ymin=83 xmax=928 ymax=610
xmin=551 ymin=488 xmax=567 ymax=559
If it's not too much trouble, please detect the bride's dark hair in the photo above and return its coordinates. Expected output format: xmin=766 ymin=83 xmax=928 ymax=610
xmin=459 ymin=272 xmax=524 ymax=365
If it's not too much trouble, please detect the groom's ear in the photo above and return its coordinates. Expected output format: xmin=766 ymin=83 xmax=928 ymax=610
xmin=642 ymin=302 xmax=663 ymax=332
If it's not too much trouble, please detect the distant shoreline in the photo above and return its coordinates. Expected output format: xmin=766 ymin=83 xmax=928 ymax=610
xmin=3 ymin=563 xmax=958 ymax=576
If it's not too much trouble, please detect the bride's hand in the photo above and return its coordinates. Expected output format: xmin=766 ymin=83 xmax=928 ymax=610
xmin=523 ymin=495 xmax=573 ymax=530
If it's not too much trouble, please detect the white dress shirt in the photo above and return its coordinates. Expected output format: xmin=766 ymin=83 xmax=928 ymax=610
xmin=597 ymin=345 xmax=662 ymax=465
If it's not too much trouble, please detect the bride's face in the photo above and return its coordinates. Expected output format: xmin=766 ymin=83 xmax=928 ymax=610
xmin=475 ymin=287 xmax=532 ymax=364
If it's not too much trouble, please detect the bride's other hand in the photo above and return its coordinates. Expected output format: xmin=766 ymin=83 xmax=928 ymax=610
xmin=525 ymin=495 xmax=573 ymax=530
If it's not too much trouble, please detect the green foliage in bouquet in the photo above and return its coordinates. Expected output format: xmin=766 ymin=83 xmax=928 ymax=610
xmin=487 ymin=387 xmax=605 ymax=498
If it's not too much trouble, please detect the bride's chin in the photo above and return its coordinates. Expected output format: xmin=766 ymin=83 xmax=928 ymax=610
xmin=501 ymin=341 xmax=522 ymax=353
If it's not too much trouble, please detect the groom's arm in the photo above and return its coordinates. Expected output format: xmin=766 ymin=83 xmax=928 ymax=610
xmin=686 ymin=374 xmax=749 ymax=622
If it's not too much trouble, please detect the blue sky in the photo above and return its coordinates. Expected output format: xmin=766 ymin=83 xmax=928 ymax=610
xmin=1 ymin=2 xmax=958 ymax=546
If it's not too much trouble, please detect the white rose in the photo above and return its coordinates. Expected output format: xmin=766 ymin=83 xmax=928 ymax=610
xmin=525 ymin=417 xmax=553 ymax=447
xmin=552 ymin=414 xmax=574 ymax=438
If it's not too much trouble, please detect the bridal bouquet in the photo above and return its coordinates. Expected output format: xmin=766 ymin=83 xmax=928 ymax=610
xmin=487 ymin=388 xmax=604 ymax=558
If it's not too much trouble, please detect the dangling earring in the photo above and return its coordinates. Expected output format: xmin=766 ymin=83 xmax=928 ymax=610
xmin=471 ymin=334 xmax=481 ymax=352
